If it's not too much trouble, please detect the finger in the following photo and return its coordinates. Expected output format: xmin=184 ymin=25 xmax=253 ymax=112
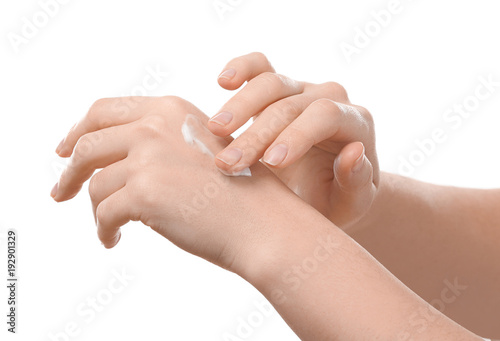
xmin=96 ymin=187 xmax=134 ymax=248
xmin=52 ymin=125 xmax=130 ymax=202
xmin=182 ymin=114 xmax=231 ymax=156
xmin=303 ymin=81 xmax=350 ymax=103
xmin=217 ymin=52 xmax=276 ymax=91
xmin=214 ymin=95 xmax=312 ymax=173
xmin=89 ymin=159 xmax=128 ymax=223
xmin=262 ymin=99 xmax=371 ymax=168
xmin=56 ymin=97 xmax=146 ymax=157
xmin=330 ymin=142 xmax=376 ymax=229
xmin=181 ymin=114 xmax=254 ymax=176
xmin=208 ymin=72 xmax=305 ymax=137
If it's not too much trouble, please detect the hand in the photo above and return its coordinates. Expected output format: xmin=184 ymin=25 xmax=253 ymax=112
xmin=208 ymin=52 xmax=379 ymax=229
xmin=50 ymin=97 xmax=479 ymax=341
xmin=51 ymin=96 xmax=296 ymax=274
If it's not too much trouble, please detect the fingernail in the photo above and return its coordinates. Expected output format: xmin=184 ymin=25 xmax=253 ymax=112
xmin=210 ymin=111 xmax=233 ymax=127
xmin=352 ymin=147 xmax=365 ymax=173
xmin=50 ymin=182 xmax=58 ymax=198
xmin=217 ymin=148 xmax=243 ymax=166
xmin=55 ymin=138 xmax=65 ymax=154
xmin=218 ymin=68 xmax=236 ymax=80
xmin=218 ymin=166 xmax=252 ymax=177
xmin=264 ymin=144 xmax=288 ymax=166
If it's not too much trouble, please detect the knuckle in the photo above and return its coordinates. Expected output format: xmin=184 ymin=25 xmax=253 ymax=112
xmin=72 ymin=134 xmax=95 ymax=164
xmin=269 ymin=100 xmax=302 ymax=124
xmin=160 ymin=95 xmax=186 ymax=108
xmin=136 ymin=114 xmax=167 ymax=136
xmin=312 ymin=98 xmax=342 ymax=118
xmin=250 ymin=51 xmax=272 ymax=68
xmin=250 ymin=51 xmax=269 ymax=63
xmin=87 ymin=98 xmax=110 ymax=122
xmin=258 ymin=72 xmax=284 ymax=93
xmin=135 ymin=149 xmax=156 ymax=168
xmin=357 ymin=105 xmax=374 ymax=124
xmin=130 ymin=173 xmax=155 ymax=206
xmin=238 ymin=52 xmax=271 ymax=69
xmin=88 ymin=172 xmax=106 ymax=202
xmin=320 ymin=82 xmax=348 ymax=99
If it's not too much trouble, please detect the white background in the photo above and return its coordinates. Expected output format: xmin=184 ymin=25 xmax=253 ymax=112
xmin=1 ymin=0 xmax=499 ymax=340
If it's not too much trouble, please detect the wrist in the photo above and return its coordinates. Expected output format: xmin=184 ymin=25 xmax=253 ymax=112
xmin=233 ymin=183 xmax=341 ymax=294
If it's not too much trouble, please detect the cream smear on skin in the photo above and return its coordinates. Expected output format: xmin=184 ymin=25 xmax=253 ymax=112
xmin=181 ymin=114 xmax=251 ymax=177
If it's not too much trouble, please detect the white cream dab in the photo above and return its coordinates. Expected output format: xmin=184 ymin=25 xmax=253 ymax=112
xmin=181 ymin=114 xmax=251 ymax=177
xmin=181 ymin=115 xmax=214 ymax=156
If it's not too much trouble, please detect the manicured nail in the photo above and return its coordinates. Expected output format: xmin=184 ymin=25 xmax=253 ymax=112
xmin=264 ymin=144 xmax=288 ymax=166
xmin=352 ymin=146 xmax=365 ymax=173
xmin=216 ymin=147 xmax=243 ymax=166
xmin=210 ymin=111 xmax=233 ymax=127
xmin=55 ymin=138 xmax=65 ymax=154
xmin=51 ymin=182 xmax=59 ymax=198
xmin=218 ymin=166 xmax=252 ymax=177
xmin=218 ymin=68 xmax=236 ymax=80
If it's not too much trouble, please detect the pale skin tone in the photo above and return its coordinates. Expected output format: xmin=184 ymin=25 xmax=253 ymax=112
xmin=50 ymin=53 xmax=497 ymax=340
xmin=210 ymin=53 xmax=500 ymax=338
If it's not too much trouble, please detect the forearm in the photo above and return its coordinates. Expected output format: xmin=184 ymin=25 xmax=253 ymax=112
xmin=239 ymin=194 xmax=480 ymax=341
xmin=350 ymin=172 xmax=500 ymax=336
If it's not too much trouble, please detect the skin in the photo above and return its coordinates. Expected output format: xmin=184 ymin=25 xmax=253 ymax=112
xmin=51 ymin=95 xmax=484 ymax=340
xmin=209 ymin=52 xmax=500 ymax=338
xmin=210 ymin=52 xmax=378 ymax=229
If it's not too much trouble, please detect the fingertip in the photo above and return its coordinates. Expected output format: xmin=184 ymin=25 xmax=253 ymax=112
xmin=214 ymin=155 xmax=231 ymax=172
xmin=207 ymin=111 xmax=234 ymax=136
xmin=55 ymin=138 xmax=65 ymax=155
xmin=263 ymin=143 xmax=289 ymax=167
xmin=52 ymin=182 xmax=80 ymax=202
xmin=218 ymin=68 xmax=236 ymax=81
xmin=214 ymin=148 xmax=254 ymax=176
xmin=218 ymin=68 xmax=242 ymax=90
xmin=50 ymin=182 xmax=58 ymax=199
xmin=217 ymin=80 xmax=241 ymax=91
xmin=207 ymin=121 xmax=232 ymax=137
xmin=215 ymin=147 xmax=242 ymax=167
xmin=99 ymin=230 xmax=121 ymax=249
xmin=335 ymin=142 xmax=364 ymax=171
xmin=57 ymin=148 xmax=72 ymax=158
xmin=350 ymin=142 xmax=365 ymax=173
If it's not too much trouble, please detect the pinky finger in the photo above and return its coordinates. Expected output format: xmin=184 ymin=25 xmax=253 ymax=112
xmin=95 ymin=187 xmax=134 ymax=248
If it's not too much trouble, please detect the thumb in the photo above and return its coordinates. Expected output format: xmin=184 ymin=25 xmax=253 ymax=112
xmin=329 ymin=142 xmax=376 ymax=230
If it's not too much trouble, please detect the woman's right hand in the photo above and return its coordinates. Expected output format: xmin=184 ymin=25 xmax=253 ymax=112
xmin=209 ymin=52 xmax=380 ymax=230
